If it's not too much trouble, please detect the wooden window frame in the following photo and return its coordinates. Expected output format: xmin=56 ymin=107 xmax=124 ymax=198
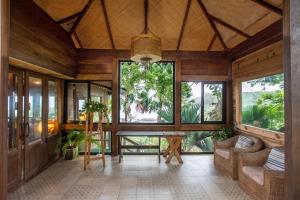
xmin=64 ymin=80 xmax=113 ymax=132
xmin=234 ymin=73 xmax=284 ymax=144
xmin=180 ymin=81 xmax=226 ymax=125
xmin=118 ymin=60 xmax=176 ymax=125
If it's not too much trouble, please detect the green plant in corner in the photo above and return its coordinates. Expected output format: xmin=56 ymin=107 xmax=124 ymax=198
xmin=62 ymin=130 xmax=85 ymax=160
xmin=212 ymin=127 xmax=234 ymax=141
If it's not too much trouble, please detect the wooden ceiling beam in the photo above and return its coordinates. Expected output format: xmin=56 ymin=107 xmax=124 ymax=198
xmin=207 ymin=34 xmax=216 ymax=51
xmin=176 ymin=0 xmax=192 ymax=51
xmin=100 ymin=0 xmax=115 ymax=49
xmin=250 ymin=0 xmax=282 ymax=15
xmin=208 ymin=15 xmax=251 ymax=38
xmin=230 ymin=19 xmax=282 ymax=60
xmin=57 ymin=11 xmax=82 ymax=24
xmin=144 ymin=0 xmax=148 ymax=33
xmin=73 ymin=32 xmax=83 ymax=48
xmin=197 ymin=0 xmax=228 ymax=50
xmin=69 ymin=0 xmax=93 ymax=35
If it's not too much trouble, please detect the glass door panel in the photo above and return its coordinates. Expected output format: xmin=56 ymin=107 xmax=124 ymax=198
xmin=8 ymin=72 xmax=19 ymax=150
xmin=27 ymin=77 xmax=43 ymax=141
xmin=7 ymin=69 xmax=23 ymax=190
xmin=48 ymin=81 xmax=58 ymax=136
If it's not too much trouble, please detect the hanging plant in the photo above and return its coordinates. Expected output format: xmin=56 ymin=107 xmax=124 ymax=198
xmin=83 ymin=100 xmax=109 ymax=125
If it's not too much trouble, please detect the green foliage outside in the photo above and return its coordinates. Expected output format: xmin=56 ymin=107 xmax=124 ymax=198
xmin=120 ymin=61 xmax=174 ymax=123
xmin=242 ymin=74 xmax=284 ymax=132
xmin=212 ymin=127 xmax=234 ymax=141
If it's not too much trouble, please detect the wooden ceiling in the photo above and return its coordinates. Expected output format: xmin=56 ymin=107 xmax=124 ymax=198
xmin=33 ymin=0 xmax=282 ymax=51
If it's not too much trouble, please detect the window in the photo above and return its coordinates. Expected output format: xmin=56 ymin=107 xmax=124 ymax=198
xmin=203 ymin=83 xmax=224 ymax=122
xmin=181 ymin=82 xmax=225 ymax=124
xmin=78 ymin=131 xmax=111 ymax=153
xmin=241 ymin=73 xmax=284 ymax=132
xmin=181 ymin=82 xmax=202 ymax=123
xmin=66 ymin=81 xmax=112 ymax=123
xmin=67 ymin=83 xmax=88 ymax=122
xmin=119 ymin=61 xmax=174 ymax=123
xmin=181 ymin=131 xmax=214 ymax=153
xmin=90 ymin=81 xmax=112 ymax=123
xmin=48 ymin=80 xmax=58 ymax=136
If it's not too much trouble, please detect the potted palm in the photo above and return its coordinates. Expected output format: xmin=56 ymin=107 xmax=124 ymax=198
xmin=63 ymin=130 xmax=85 ymax=160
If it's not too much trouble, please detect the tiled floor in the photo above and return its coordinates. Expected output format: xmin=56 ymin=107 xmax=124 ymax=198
xmin=9 ymin=155 xmax=252 ymax=200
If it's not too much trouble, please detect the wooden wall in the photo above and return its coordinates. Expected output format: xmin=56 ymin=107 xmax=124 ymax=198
xmin=10 ymin=0 xmax=77 ymax=79
xmin=77 ymin=49 xmax=230 ymax=81
xmin=232 ymin=41 xmax=284 ymax=146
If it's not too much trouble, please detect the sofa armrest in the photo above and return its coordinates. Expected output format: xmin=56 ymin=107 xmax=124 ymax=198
xmin=264 ymin=168 xmax=285 ymax=180
xmin=214 ymin=136 xmax=238 ymax=149
xmin=239 ymin=148 xmax=271 ymax=167
xmin=264 ymin=169 xmax=285 ymax=198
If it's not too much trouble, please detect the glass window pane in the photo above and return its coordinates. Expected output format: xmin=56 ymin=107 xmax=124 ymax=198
xmin=67 ymin=83 xmax=88 ymax=122
xmin=8 ymin=73 xmax=18 ymax=150
xmin=181 ymin=131 xmax=214 ymax=153
xmin=78 ymin=131 xmax=111 ymax=153
xmin=241 ymin=74 xmax=284 ymax=132
xmin=28 ymin=77 xmax=43 ymax=141
xmin=203 ymin=83 xmax=223 ymax=122
xmin=181 ymin=82 xmax=202 ymax=123
xmin=48 ymin=81 xmax=58 ymax=136
xmin=121 ymin=136 xmax=162 ymax=153
xmin=90 ymin=81 xmax=112 ymax=123
xmin=119 ymin=61 xmax=174 ymax=123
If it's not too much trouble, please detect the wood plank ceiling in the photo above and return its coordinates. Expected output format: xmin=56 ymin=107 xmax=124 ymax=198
xmin=33 ymin=0 xmax=282 ymax=51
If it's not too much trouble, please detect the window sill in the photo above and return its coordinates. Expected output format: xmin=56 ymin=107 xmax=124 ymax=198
xmin=236 ymin=124 xmax=284 ymax=146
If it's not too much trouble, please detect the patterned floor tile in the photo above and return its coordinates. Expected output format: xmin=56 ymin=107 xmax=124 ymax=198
xmin=8 ymin=155 xmax=253 ymax=200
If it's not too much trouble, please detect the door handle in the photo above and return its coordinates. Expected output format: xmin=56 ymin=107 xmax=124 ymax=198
xmin=25 ymin=122 xmax=30 ymax=137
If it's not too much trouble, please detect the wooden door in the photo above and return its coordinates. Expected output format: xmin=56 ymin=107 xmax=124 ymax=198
xmin=7 ymin=68 xmax=23 ymax=191
xmin=24 ymin=72 xmax=46 ymax=180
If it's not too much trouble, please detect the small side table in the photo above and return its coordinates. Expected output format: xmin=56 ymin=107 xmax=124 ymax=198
xmin=163 ymin=131 xmax=185 ymax=164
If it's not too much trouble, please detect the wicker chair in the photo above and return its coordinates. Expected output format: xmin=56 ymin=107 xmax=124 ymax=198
xmin=214 ymin=135 xmax=264 ymax=179
xmin=238 ymin=148 xmax=285 ymax=200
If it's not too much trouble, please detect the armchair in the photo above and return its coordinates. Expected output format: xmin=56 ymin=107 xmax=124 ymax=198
xmin=239 ymin=148 xmax=285 ymax=200
xmin=214 ymin=135 xmax=264 ymax=179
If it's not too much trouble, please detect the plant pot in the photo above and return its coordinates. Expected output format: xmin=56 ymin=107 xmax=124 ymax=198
xmin=64 ymin=146 xmax=78 ymax=160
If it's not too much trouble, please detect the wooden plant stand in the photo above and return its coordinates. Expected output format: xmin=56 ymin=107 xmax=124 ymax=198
xmin=83 ymin=112 xmax=108 ymax=170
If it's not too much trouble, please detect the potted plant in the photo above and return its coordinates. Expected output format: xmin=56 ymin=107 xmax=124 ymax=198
xmin=62 ymin=130 xmax=85 ymax=160
xmin=212 ymin=127 xmax=234 ymax=142
xmin=83 ymin=100 xmax=109 ymax=129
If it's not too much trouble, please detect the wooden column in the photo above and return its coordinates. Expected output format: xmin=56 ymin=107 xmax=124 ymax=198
xmin=283 ymin=0 xmax=300 ymax=199
xmin=111 ymin=58 xmax=119 ymax=156
xmin=0 ymin=0 xmax=9 ymax=199
xmin=175 ymin=59 xmax=181 ymax=130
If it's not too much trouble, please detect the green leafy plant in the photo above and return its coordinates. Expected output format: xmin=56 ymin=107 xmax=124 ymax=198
xmin=212 ymin=127 xmax=234 ymax=141
xmin=62 ymin=130 xmax=85 ymax=151
xmin=83 ymin=100 xmax=109 ymax=124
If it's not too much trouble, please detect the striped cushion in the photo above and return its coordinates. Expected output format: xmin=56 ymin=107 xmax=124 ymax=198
xmin=235 ymin=136 xmax=254 ymax=149
xmin=264 ymin=147 xmax=285 ymax=171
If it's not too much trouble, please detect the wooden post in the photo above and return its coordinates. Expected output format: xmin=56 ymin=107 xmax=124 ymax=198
xmin=283 ymin=0 xmax=300 ymax=199
xmin=175 ymin=59 xmax=181 ymax=131
xmin=111 ymin=58 xmax=119 ymax=156
xmin=0 ymin=0 xmax=9 ymax=199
